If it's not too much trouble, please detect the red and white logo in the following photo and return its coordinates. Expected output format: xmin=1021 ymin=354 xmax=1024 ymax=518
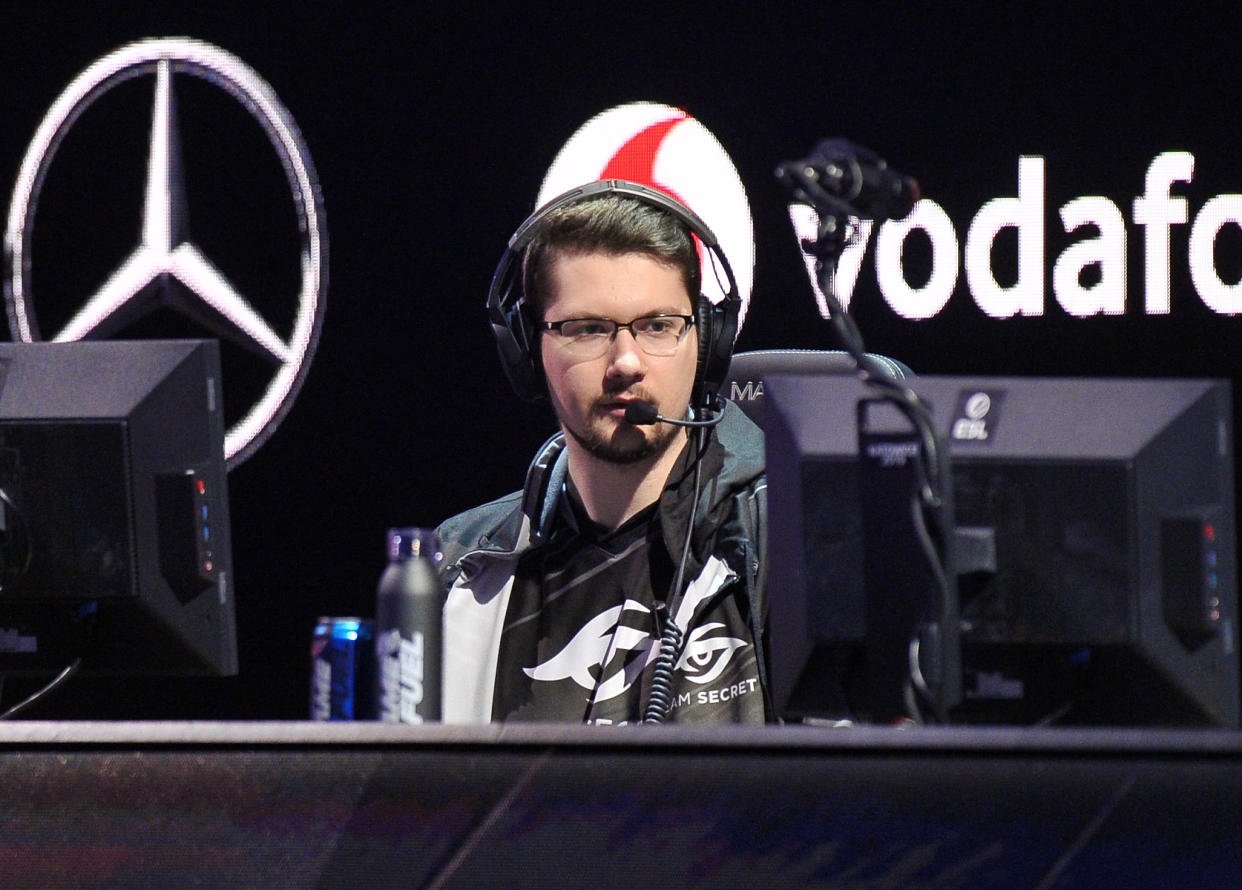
xmin=538 ymin=102 xmax=755 ymax=331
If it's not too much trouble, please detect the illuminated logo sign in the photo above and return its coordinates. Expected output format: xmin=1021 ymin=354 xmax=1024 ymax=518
xmin=538 ymin=101 xmax=755 ymax=331
xmin=4 ymin=37 xmax=327 ymax=468
xmin=792 ymin=152 xmax=1242 ymax=321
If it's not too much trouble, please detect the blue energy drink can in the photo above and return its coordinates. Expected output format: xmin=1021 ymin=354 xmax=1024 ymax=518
xmin=311 ymin=617 xmax=377 ymax=720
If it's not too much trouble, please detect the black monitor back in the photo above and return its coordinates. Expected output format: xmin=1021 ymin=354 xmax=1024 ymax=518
xmin=762 ymin=373 xmax=1239 ymax=726
xmin=0 ymin=340 xmax=237 ymax=676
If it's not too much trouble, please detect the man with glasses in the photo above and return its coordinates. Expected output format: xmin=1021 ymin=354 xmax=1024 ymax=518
xmin=436 ymin=183 xmax=769 ymax=725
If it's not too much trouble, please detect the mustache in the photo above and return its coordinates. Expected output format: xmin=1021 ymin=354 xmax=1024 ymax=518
xmin=593 ymin=388 xmax=657 ymax=412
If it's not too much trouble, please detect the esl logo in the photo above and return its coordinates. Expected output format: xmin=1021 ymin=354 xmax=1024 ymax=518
xmin=952 ymin=390 xmax=1005 ymax=442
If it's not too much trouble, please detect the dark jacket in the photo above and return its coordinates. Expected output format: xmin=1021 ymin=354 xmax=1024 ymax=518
xmin=436 ymin=400 xmax=770 ymax=723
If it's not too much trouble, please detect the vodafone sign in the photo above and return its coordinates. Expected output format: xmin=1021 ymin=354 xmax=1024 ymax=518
xmin=538 ymin=102 xmax=756 ymax=330
xmin=541 ymin=103 xmax=1242 ymax=329
xmin=818 ymin=152 xmax=1242 ymax=321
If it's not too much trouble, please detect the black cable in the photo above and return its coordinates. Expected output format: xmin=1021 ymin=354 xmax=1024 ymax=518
xmin=642 ymin=617 xmax=684 ymax=725
xmin=787 ymin=193 xmax=956 ymax=724
xmin=0 ymin=601 xmax=96 ymax=720
xmin=817 ymin=263 xmax=945 ymax=512
xmin=778 ymin=143 xmax=957 ymax=724
xmin=816 ymin=258 xmax=956 ymax=724
xmin=0 ymin=658 xmax=82 ymax=719
xmin=643 ymin=426 xmax=707 ymax=724
xmin=905 ymin=484 xmax=955 ymax=724
xmin=779 ymin=153 xmax=947 ymax=514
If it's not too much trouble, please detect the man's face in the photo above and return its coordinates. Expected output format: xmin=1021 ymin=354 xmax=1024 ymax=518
xmin=539 ymin=250 xmax=698 ymax=464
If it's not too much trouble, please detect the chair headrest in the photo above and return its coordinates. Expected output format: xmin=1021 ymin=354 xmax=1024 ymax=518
xmin=722 ymin=349 xmax=914 ymax=422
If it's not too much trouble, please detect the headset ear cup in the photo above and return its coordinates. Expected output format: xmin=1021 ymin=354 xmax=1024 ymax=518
xmin=488 ymin=237 xmax=547 ymax=402
xmin=692 ymin=296 xmax=710 ymax=409
xmin=693 ymin=296 xmax=718 ymax=409
xmin=693 ymin=293 xmax=738 ymax=409
xmin=504 ymin=300 xmax=543 ymax=402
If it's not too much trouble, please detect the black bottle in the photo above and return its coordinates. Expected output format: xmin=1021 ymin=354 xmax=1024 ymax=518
xmin=376 ymin=527 xmax=444 ymax=723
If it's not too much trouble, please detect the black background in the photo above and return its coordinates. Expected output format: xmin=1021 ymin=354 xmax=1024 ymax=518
xmin=4 ymin=3 xmax=1241 ymax=718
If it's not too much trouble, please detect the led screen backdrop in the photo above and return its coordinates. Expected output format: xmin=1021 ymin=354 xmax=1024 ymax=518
xmin=1 ymin=4 xmax=1239 ymax=717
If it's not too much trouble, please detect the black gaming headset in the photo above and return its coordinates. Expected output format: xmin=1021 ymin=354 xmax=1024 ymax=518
xmin=486 ymin=179 xmax=741 ymax=415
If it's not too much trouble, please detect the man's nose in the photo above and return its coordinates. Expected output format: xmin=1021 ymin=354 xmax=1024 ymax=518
xmin=606 ymin=327 xmax=645 ymax=375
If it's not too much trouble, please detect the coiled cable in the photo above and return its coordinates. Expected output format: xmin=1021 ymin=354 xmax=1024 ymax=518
xmin=642 ymin=426 xmax=707 ymax=724
xmin=643 ymin=619 xmax=684 ymax=724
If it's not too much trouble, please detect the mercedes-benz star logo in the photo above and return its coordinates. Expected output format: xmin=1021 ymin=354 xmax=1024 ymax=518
xmin=4 ymin=37 xmax=327 ymax=468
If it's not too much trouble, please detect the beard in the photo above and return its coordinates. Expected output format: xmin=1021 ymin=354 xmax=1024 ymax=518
xmin=563 ymin=399 xmax=685 ymax=465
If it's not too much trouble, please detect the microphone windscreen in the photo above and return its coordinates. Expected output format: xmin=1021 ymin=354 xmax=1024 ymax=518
xmin=624 ymin=402 xmax=661 ymax=425
xmin=892 ymin=176 xmax=920 ymax=219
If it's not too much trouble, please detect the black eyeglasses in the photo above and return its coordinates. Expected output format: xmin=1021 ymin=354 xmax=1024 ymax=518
xmin=538 ymin=314 xmax=696 ymax=358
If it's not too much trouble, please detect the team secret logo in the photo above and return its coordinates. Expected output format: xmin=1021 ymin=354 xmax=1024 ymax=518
xmin=524 ymin=554 xmax=753 ymax=715
xmin=4 ymin=37 xmax=327 ymax=469
xmin=524 ymin=601 xmax=748 ymax=702
xmin=538 ymin=102 xmax=755 ymax=331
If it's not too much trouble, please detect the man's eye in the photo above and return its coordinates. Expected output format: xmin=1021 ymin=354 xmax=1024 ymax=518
xmin=566 ymin=321 xmax=610 ymax=337
xmin=642 ymin=320 xmax=674 ymax=335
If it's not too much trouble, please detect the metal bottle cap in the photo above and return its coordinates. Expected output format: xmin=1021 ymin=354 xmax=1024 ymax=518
xmin=386 ymin=527 xmax=443 ymax=563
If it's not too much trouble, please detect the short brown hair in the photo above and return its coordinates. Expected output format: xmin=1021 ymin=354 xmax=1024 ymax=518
xmin=520 ymin=193 xmax=700 ymax=317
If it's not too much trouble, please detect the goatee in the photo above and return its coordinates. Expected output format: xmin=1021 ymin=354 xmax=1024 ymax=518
xmin=565 ymin=416 xmax=683 ymax=465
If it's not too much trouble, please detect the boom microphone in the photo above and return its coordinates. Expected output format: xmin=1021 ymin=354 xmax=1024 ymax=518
xmin=776 ymin=138 xmax=920 ymax=221
xmin=624 ymin=401 xmax=723 ymax=428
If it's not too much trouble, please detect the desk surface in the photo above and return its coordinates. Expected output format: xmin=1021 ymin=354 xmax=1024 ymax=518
xmin=0 ymin=717 xmax=1240 ymax=752
xmin=1 ymin=722 xmax=1239 ymax=888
